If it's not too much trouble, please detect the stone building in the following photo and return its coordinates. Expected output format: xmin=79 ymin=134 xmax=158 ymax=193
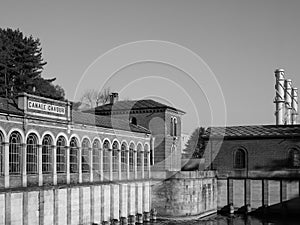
xmin=203 ymin=125 xmax=300 ymax=212
xmin=0 ymin=92 xmax=152 ymax=224
xmin=86 ymin=93 xmax=185 ymax=173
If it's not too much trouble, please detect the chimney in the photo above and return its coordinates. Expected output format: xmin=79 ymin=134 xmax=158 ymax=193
xmin=284 ymin=79 xmax=292 ymax=125
xmin=292 ymin=87 xmax=298 ymax=124
xmin=109 ymin=92 xmax=119 ymax=104
xmin=274 ymin=69 xmax=285 ymax=125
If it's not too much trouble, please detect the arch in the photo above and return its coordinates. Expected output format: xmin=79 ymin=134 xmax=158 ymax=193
xmin=70 ymin=136 xmax=79 ymax=173
xmin=25 ymin=129 xmax=41 ymax=145
xmin=0 ymin=126 xmax=7 ymax=143
xmin=112 ymin=139 xmax=120 ymax=150
xmin=41 ymin=131 xmax=55 ymax=144
xmin=0 ymin=130 xmax=5 ymax=175
xmin=130 ymin=117 xmax=137 ymax=125
xmin=92 ymin=139 xmax=101 ymax=172
xmin=173 ymin=117 xmax=178 ymax=136
xmin=289 ymin=147 xmax=300 ymax=167
xmin=129 ymin=141 xmax=136 ymax=151
xmin=137 ymin=142 xmax=144 ymax=152
xmin=26 ymin=133 xmax=39 ymax=174
xmin=144 ymin=143 xmax=150 ymax=152
xmin=92 ymin=137 xmax=102 ymax=148
xmin=42 ymin=134 xmax=53 ymax=174
xmin=170 ymin=117 xmax=174 ymax=136
xmin=233 ymin=148 xmax=247 ymax=169
xmin=121 ymin=141 xmax=128 ymax=172
xmin=55 ymin=132 xmax=68 ymax=144
xmin=56 ymin=135 xmax=67 ymax=173
xmin=9 ymin=131 xmax=23 ymax=174
xmin=8 ymin=128 xmax=25 ymax=144
xmin=121 ymin=140 xmax=129 ymax=150
xmin=102 ymin=138 xmax=111 ymax=149
xmin=81 ymin=137 xmax=91 ymax=173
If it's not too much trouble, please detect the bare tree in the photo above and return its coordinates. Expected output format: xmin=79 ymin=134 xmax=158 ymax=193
xmin=80 ymin=88 xmax=111 ymax=109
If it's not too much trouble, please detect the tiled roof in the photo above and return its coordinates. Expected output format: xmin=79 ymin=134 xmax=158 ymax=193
xmin=0 ymin=97 xmax=24 ymax=115
xmin=203 ymin=125 xmax=300 ymax=139
xmin=86 ymin=99 xmax=185 ymax=114
xmin=72 ymin=111 xmax=151 ymax=134
xmin=0 ymin=97 xmax=150 ymax=134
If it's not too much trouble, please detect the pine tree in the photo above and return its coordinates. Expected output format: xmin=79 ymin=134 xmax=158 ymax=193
xmin=183 ymin=127 xmax=206 ymax=159
xmin=0 ymin=28 xmax=65 ymax=100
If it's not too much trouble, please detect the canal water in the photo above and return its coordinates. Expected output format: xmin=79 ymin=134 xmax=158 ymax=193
xmin=153 ymin=214 xmax=299 ymax=225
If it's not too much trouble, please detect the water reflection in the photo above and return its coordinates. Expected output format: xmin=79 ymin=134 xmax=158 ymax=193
xmin=153 ymin=214 xmax=299 ymax=225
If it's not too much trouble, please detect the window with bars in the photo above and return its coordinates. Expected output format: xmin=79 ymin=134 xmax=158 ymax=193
xmin=121 ymin=143 xmax=127 ymax=172
xmin=26 ymin=133 xmax=39 ymax=174
xmin=112 ymin=141 xmax=119 ymax=172
xmin=56 ymin=136 xmax=66 ymax=173
xmin=103 ymin=140 xmax=110 ymax=172
xmin=42 ymin=135 xmax=52 ymax=174
xmin=137 ymin=144 xmax=142 ymax=171
xmin=82 ymin=138 xmax=90 ymax=173
xmin=92 ymin=140 xmax=101 ymax=172
xmin=0 ymin=132 xmax=4 ymax=176
xmin=129 ymin=144 xmax=135 ymax=172
xmin=234 ymin=149 xmax=246 ymax=169
xmin=9 ymin=131 xmax=22 ymax=175
xmin=70 ymin=137 xmax=78 ymax=173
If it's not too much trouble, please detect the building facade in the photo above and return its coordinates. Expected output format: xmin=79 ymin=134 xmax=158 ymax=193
xmin=87 ymin=93 xmax=185 ymax=172
xmin=0 ymin=93 xmax=153 ymax=225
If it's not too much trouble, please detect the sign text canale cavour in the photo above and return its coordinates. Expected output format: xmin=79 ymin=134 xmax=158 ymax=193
xmin=28 ymin=100 xmax=66 ymax=115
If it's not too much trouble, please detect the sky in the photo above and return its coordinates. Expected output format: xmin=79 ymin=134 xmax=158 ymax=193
xmin=1 ymin=0 xmax=300 ymax=134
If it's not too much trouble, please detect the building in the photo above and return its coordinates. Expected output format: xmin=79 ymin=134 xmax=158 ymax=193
xmin=0 ymin=92 xmax=153 ymax=224
xmin=203 ymin=125 xmax=300 ymax=178
xmin=86 ymin=93 xmax=185 ymax=172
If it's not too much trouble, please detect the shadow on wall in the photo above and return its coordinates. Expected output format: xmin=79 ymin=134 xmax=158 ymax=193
xmin=181 ymin=158 xmax=205 ymax=171
xmin=254 ymin=158 xmax=293 ymax=171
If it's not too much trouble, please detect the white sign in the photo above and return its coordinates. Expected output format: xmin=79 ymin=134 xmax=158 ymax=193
xmin=28 ymin=100 xmax=66 ymax=115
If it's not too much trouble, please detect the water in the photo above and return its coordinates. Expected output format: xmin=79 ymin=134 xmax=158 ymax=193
xmin=153 ymin=214 xmax=300 ymax=225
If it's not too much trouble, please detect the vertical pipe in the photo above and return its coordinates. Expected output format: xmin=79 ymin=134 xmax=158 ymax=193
xmin=292 ymin=87 xmax=298 ymax=124
xmin=275 ymin=69 xmax=285 ymax=125
xmin=285 ymin=79 xmax=292 ymax=125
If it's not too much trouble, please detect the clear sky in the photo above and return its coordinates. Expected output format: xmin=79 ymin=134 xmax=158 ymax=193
xmin=1 ymin=0 xmax=300 ymax=134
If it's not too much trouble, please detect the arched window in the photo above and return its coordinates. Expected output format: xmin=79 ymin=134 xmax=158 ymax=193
xmin=42 ymin=135 xmax=53 ymax=174
xmin=144 ymin=144 xmax=149 ymax=171
xmin=27 ymin=133 xmax=39 ymax=174
xmin=173 ymin=118 xmax=177 ymax=137
xmin=234 ymin=149 xmax=246 ymax=169
xmin=170 ymin=118 xmax=174 ymax=136
xmin=112 ymin=141 xmax=119 ymax=172
xmin=129 ymin=143 xmax=135 ymax=172
xmin=70 ymin=137 xmax=79 ymax=173
xmin=9 ymin=131 xmax=22 ymax=175
xmin=137 ymin=144 xmax=143 ymax=171
xmin=81 ymin=138 xmax=90 ymax=173
xmin=103 ymin=140 xmax=110 ymax=172
xmin=121 ymin=143 xmax=127 ymax=172
xmin=289 ymin=148 xmax=300 ymax=167
xmin=92 ymin=139 xmax=101 ymax=172
xmin=130 ymin=117 xmax=137 ymax=125
xmin=56 ymin=136 xmax=66 ymax=173
xmin=0 ymin=132 xmax=4 ymax=176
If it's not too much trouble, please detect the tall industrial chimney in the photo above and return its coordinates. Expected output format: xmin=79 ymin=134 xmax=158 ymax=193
xmin=292 ymin=87 xmax=298 ymax=124
xmin=284 ymin=79 xmax=292 ymax=125
xmin=274 ymin=69 xmax=285 ymax=125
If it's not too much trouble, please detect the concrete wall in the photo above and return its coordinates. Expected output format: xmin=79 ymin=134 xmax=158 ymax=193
xmin=0 ymin=181 xmax=151 ymax=225
xmin=151 ymin=171 xmax=217 ymax=218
